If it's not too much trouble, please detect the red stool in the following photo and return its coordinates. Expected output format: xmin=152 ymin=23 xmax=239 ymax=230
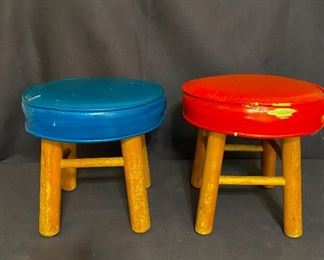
xmin=182 ymin=74 xmax=324 ymax=238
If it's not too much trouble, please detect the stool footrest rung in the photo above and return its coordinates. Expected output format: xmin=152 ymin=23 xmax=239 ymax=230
xmin=61 ymin=157 xmax=124 ymax=168
xmin=224 ymin=144 xmax=263 ymax=152
xmin=219 ymin=175 xmax=285 ymax=186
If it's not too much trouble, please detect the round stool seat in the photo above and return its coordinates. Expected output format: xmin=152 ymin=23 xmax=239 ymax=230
xmin=22 ymin=78 xmax=166 ymax=142
xmin=183 ymin=74 xmax=324 ymax=138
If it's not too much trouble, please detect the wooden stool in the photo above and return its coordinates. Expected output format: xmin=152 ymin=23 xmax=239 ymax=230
xmin=182 ymin=74 xmax=324 ymax=238
xmin=22 ymin=78 xmax=166 ymax=237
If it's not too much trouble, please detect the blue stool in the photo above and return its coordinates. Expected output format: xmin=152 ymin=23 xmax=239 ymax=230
xmin=22 ymin=78 xmax=166 ymax=237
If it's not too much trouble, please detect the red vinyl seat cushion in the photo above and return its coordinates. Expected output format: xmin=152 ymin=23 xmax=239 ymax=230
xmin=182 ymin=74 xmax=324 ymax=138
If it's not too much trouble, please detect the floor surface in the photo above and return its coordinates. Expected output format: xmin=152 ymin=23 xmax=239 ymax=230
xmin=0 ymin=159 xmax=323 ymax=260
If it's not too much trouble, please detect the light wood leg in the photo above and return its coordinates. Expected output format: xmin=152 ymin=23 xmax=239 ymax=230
xmin=121 ymin=136 xmax=151 ymax=233
xmin=39 ymin=139 xmax=62 ymax=237
xmin=141 ymin=135 xmax=151 ymax=188
xmin=191 ymin=129 xmax=207 ymax=188
xmin=61 ymin=143 xmax=77 ymax=191
xmin=261 ymin=140 xmax=277 ymax=188
xmin=282 ymin=137 xmax=302 ymax=238
xmin=195 ymin=132 xmax=226 ymax=235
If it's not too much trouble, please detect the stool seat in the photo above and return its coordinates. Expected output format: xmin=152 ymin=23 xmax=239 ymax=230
xmin=183 ymin=74 xmax=324 ymax=138
xmin=22 ymin=78 xmax=166 ymax=142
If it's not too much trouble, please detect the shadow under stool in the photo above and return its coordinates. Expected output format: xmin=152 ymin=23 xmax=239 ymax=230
xmin=182 ymin=74 xmax=324 ymax=238
xmin=22 ymin=77 xmax=166 ymax=237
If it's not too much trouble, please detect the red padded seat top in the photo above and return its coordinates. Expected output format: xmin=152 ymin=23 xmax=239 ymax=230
xmin=182 ymin=74 xmax=324 ymax=138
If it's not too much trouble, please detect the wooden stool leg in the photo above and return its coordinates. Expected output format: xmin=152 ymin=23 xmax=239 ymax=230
xmin=39 ymin=139 xmax=62 ymax=237
xmin=61 ymin=143 xmax=77 ymax=191
xmin=141 ymin=135 xmax=151 ymax=188
xmin=195 ymin=132 xmax=226 ymax=235
xmin=191 ymin=129 xmax=207 ymax=188
xmin=121 ymin=136 xmax=151 ymax=233
xmin=282 ymin=137 xmax=302 ymax=238
xmin=261 ymin=140 xmax=276 ymax=188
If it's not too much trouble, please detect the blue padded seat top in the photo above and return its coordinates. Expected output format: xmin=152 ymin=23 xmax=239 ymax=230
xmin=22 ymin=78 xmax=167 ymax=143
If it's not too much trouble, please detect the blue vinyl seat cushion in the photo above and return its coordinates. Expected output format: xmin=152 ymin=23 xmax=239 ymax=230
xmin=22 ymin=78 xmax=166 ymax=143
